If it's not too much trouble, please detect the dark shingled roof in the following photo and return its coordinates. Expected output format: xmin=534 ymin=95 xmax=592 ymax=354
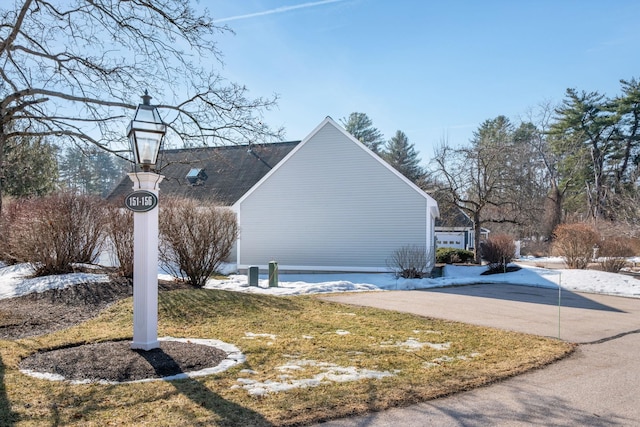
xmin=107 ymin=141 xmax=301 ymax=205
xmin=434 ymin=202 xmax=473 ymax=228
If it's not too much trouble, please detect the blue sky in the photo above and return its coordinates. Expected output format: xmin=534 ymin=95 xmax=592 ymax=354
xmin=207 ymin=0 xmax=640 ymax=162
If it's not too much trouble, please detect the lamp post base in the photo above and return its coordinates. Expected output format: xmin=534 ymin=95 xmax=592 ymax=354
xmin=131 ymin=340 xmax=160 ymax=351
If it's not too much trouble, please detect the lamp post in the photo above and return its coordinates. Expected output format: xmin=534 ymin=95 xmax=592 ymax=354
xmin=126 ymin=91 xmax=166 ymax=351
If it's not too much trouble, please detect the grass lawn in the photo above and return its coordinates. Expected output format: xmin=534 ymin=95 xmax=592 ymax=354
xmin=0 ymin=288 xmax=574 ymax=426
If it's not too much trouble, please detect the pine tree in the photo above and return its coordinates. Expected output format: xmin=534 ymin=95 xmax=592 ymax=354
xmin=549 ymin=89 xmax=618 ymax=220
xmin=93 ymin=150 xmax=128 ymax=197
xmin=340 ymin=112 xmax=385 ymax=153
xmin=58 ymin=146 xmax=127 ymax=196
xmin=3 ymin=134 xmax=58 ymax=197
xmin=382 ymin=130 xmax=425 ymax=183
xmin=58 ymin=148 xmax=93 ymax=194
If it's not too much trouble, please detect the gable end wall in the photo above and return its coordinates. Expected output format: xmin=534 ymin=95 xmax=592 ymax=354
xmin=236 ymin=121 xmax=431 ymax=271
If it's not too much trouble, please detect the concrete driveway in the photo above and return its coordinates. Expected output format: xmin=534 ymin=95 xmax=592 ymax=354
xmin=316 ymin=285 xmax=640 ymax=426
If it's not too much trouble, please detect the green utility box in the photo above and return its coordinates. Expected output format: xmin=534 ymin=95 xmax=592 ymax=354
xmin=268 ymin=261 xmax=278 ymax=287
xmin=248 ymin=266 xmax=259 ymax=287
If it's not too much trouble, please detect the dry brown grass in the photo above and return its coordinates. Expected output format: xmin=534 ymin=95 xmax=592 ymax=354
xmin=0 ymin=289 xmax=574 ymax=426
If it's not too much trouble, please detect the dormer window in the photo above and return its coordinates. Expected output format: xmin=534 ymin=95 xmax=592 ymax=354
xmin=186 ymin=168 xmax=207 ymax=186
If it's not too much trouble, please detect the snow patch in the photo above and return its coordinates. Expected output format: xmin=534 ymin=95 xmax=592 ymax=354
xmin=234 ymin=359 xmax=394 ymax=396
xmin=423 ymin=352 xmax=482 ymax=369
xmin=380 ymin=338 xmax=451 ymax=351
xmin=243 ymin=332 xmax=277 ymax=340
xmin=0 ymin=264 xmax=109 ymax=299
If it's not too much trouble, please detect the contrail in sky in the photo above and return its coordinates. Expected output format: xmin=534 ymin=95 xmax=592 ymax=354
xmin=213 ymin=0 xmax=346 ymax=23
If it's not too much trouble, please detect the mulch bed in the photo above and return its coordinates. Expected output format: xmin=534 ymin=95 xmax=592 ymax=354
xmin=1 ymin=273 xmax=231 ymax=383
xmin=19 ymin=340 xmax=228 ymax=382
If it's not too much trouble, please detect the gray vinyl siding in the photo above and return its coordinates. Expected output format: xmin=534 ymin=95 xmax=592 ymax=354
xmin=236 ymin=121 xmax=431 ymax=271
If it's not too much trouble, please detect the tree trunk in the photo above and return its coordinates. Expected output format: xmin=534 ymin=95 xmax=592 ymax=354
xmin=0 ymin=130 xmax=5 ymax=217
xmin=544 ymin=185 xmax=563 ymax=238
xmin=473 ymin=211 xmax=482 ymax=264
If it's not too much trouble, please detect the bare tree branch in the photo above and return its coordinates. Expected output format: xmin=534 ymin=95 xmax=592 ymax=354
xmin=0 ymin=0 xmax=283 ymax=213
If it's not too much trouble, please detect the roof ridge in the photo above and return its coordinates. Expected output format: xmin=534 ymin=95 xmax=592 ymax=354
xmin=161 ymin=140 xmax=301 ymax=154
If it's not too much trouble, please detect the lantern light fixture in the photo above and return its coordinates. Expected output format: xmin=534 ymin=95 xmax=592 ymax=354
xmin=127 ymin=90 xmax=166 ymax=172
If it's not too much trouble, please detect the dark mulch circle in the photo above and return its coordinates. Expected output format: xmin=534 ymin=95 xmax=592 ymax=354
xmin=19 ymin=340 xmax=228 ymax=383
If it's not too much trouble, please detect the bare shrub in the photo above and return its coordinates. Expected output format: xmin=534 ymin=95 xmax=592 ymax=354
xmin=159 ymin=197 xmax=238 ymax=287
xmin=598 ymin=257 xmax=628 ymax=273
xmin=552 ymin=223 xmax=600 ymax=269
xmin=597 ymin=237 xmax=634 ymax=273
xmin=387 ymin=245 xmax=433 ymax=278
xmin=105 ymin=205 xmax=134 ymax=278
xmin=627 ymin=237 xmax=640 ymax=255
xmin=7 ymin=192 xmax=107 ymax=275
xmin=480 ymin=234 xmax=515 ymax=273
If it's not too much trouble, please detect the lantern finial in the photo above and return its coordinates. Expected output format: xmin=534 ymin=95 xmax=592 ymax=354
xmin=142 ymin=90 xmax=152 ymax=106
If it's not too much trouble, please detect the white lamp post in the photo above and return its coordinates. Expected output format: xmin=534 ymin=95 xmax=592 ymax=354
xmin=126 ymin=91 xmax=166 ymax=351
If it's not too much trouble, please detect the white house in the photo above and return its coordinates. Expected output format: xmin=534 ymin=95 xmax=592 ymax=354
xmin=109 ymin=117 xmax=439 ymax=273
xmin=232 ymin=117 xmax=439 ymax=272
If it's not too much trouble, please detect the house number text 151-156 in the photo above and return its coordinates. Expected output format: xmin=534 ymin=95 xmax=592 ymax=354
xmin=124 ymin=190 xmax=158 ymax=212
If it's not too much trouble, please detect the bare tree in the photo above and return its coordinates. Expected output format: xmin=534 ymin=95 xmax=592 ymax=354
xmin=0 ymin=1 xmax=283 ymax=214
xmin=430 ymin=117 xmax=518 ymax=263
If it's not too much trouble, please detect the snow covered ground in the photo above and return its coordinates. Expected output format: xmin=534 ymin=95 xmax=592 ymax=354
xmin=0 ymin=263 xmax=110 ymax=299
xmin=204 ymin=262 xmax=640 ymax=298
xmin=1 ymin=258 xmax=639 ymax=300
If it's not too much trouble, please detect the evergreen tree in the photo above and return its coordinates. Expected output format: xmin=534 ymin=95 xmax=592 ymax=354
xmin=340 ymin=112 xmax=385 ymax=153
xmin=58 ymin=146 xmax=128 ymax=196
xmin=549 ymin=89 xmax=619 ymax=220
xmin=382 ymin=130 xmax=425 ymax=183
xmin=3 ymin=134 xmax=58 ymax=197
xmin=93 ymin=150 xmax=128 ymax=197
xmin=58 ymin=147 xmax=94 ymax=194
xmin=612 ymin=78 xmax=640 ymax=187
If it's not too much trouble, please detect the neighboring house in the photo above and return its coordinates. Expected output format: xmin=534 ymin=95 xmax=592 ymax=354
xmin=109 ymin=117 xmax=439 ymax=273
xmin=433 ymin=205 xmax=488 ymax=250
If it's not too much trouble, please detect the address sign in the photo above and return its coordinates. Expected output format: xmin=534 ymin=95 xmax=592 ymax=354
xmin=124 ymin=190 xmax=158 ymax=212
